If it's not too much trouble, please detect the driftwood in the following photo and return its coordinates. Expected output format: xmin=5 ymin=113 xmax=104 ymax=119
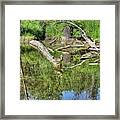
xmin=80 ymin=52 xmax=98 ymax=60
xmin=49 ymin=39 xmax=56 ymax=45
xmin=66 ymin=21 xmax=99 ymax=51
xmin=56 ymin=44 xmax=84 ymax=51
xmin=89 ymin=47 xmax=100 ymax=51
xmin=29 ymin=40 xmax=92 ymax=71
xmin=47 ymin=47 xmax=54 ymax=53
xmin=29 ymin=40 xmax=61 ymax=69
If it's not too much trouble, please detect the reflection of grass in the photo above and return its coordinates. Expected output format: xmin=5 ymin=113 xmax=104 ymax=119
xmin=20 ymin=45 xmax=100 ymax=100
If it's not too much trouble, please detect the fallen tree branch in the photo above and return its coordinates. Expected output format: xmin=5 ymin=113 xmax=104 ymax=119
xmin=47 ymin=47 xmax=54 ymax=53
xmin=82 ymin=34 xmax=99 ymax=50
xmin=89 ymin=47 xmax=100 ymax=51
xmin=56 ymin=44 xmax=84 ymax=51
xmin=66 ymin=21 xmax=86 ymax=35
xmin=66 ymin=21 xmax=99 ymax=51
xmin=49 ymin=39 xmax=56 ymax=45
xmin=89 ymin=63 xmax=99 ymax=66
xmin=94 ymin=59 xmax=100 ymax=63
xmin=29 ymin=40 xmax=60 ymax=68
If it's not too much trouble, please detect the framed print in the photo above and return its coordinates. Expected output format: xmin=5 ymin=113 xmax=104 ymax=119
xmin=0 ymin=0 xmax=119 ymax=119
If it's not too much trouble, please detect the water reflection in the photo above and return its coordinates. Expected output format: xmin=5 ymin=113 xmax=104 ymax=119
xmin=26 ymin=88 xmax=100 ymax=100
xmin=60 ymin=88 xmax=100 ymax=100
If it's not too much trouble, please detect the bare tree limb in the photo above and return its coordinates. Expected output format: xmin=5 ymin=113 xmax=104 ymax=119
xmin=66 ymin=21 xmax=86 ymax=35
xmin=89 ymin=47 xmax=100 ymax=51
xmin=47 ymin=47 xmax=54 ymax=53
xmin=49 ymin=39 xmax=56 ymax=45
xmin=56 ymin=44 xmax=84 ymax=51
xmin=66 ymin=21 xmax=99 ymax=51
xmin=29 ymin=40 xmax=61 ymax=69
xmin=89 ymin=63 xmax=99 ymax=66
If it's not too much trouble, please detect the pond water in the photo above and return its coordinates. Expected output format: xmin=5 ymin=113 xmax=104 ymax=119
xmin=27 ymin=88 xmax=100 ymax=100
xmin=60 ymin=88 xmax=100 ymax=100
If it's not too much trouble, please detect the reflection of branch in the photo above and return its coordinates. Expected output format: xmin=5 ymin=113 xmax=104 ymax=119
xmin=20 ymin=56 xmax=29 ymax=100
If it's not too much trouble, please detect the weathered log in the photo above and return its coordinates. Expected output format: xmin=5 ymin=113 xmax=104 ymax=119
xmin=29 ymin=40 xmax=61 ymax=70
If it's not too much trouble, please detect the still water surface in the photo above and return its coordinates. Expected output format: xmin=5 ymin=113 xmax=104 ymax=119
xmin=60 ymin=89 xmax=100 ymax=100
xmin=28 ymin=88 xmax=100 ymax=100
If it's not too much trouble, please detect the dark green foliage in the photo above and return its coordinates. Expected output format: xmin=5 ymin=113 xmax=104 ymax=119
xmin=20 ymin=20 xmax=46 ymax=40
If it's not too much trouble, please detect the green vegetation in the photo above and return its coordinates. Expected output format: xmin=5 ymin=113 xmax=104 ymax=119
xmin=20 ymin=20 xmax=100 ymax=100
xmin=20 ymin=20 xmax=100 ymax=41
